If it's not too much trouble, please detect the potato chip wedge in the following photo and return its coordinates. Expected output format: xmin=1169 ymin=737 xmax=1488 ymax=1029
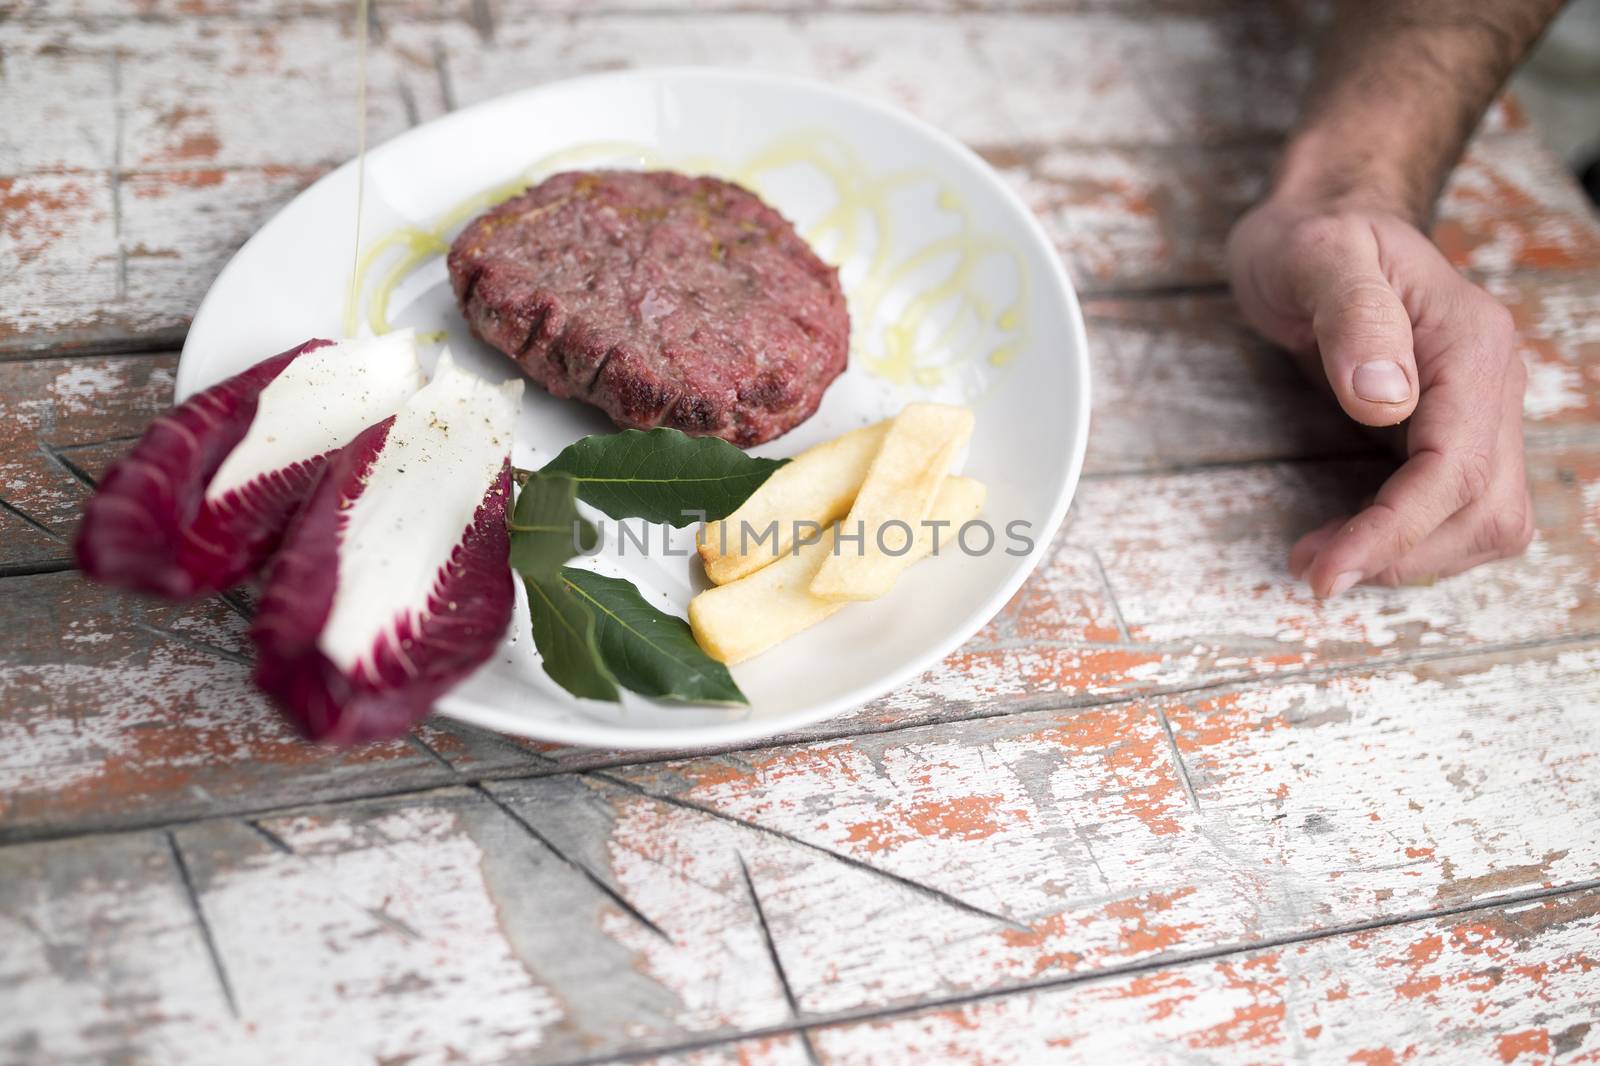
xmin=697 ymin=419 xmax=890 ymax=585
xmin=808 ymin=403 xmax=974 ymax=602
xmin=689 ymin=476 xmax=986 ymax=664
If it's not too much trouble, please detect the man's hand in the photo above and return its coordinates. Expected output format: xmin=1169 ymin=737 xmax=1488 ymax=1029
xmin=1222 ymin=0 xmax=1563 ymax=596
xmin=1227 ymin=200 xmax=1533 ymax=597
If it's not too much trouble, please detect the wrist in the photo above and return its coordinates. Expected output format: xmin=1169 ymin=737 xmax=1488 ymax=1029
xmin=1266 ymin=127 xmax=1427 ymax=228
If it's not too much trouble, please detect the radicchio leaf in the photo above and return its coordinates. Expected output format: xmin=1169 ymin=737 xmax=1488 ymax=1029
xmin=249 ymin=352 xmax=523 ymax=744
xmin=74 ymin=332 xmax=425 ymax=599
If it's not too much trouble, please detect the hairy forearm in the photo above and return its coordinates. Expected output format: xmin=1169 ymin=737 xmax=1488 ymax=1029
xmin=1273 ymin=0 xmax=1566 ymax=225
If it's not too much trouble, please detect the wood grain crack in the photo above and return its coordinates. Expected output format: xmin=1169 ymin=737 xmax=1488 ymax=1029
xmin=0 ymin=559 xmax=76 ymax=578
xmin=41 ymin=443 xmax=109 ymax=491
xmin=738 ymin=854 xmax=820 ymax=1065
xmin=241 ymin=817 xmax=423 ymax=940
xmin=165 ymin=831 xmax=239 ymax=1018
xmin=130 ymin=620 xmax=252 ymax=667
xmin=242 ymin=818 xmax=294 ymax=854
xmin=469 ymin=0 xmax=495 ymax=43
xmin=589 ymin=771 xmax=1030 ymax=932
xmin=1153 ymin=705 xmax=1202 ymax=814
xmin=6 ymin=630 xmax=1600 ymax=849
xmin=472 ymin=783 xmax=672 ymax=943
xmin=407 ymin=734 xmax=459 ymax=773
xmin=0 ymin=497 xmax=65 ymax=544
xmin=1087 ymin=547 xmax=1133 ymax=642
xmin=529 ymin=875 xmax=1600 ymax=1066
xmin=432 ymin=39 xmax=457 ymax=113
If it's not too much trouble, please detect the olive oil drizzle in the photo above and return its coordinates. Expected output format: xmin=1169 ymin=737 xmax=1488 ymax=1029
xmin=345 ymin=130 xmax=1027 ymax=390
xmin=346 ymin=0 xmax=369 ymax=335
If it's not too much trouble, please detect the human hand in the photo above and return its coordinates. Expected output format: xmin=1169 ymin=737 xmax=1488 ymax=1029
xmin=1225 ymin=201 xmax=1533 ymax=597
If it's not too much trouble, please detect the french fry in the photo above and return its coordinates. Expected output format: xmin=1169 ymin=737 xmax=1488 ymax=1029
xmin=808 ymin=403 xmax=974 ymax=602
xmin=697 ymin=419 xmax=890 ymax=585
xmin=689 ymin=476 xmax=986 ymax=664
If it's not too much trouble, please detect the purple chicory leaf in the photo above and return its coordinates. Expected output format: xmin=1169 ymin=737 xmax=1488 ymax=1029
xmin=74 ymin=331 xmax=426 ymax=599
xmin=250 ymin=351 xmax=524 ymax=744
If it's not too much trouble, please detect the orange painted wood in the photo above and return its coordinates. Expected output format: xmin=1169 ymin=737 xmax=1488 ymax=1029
xmin=0 ymin=354 xmax=176 ymax=569
xmin=806 ymin=888 xmax=1600 ymax=1063
xmin=0 ymin=0 xmax=1563 ymax=354
xmin=5 ymin=645 xmax=1597 ymax=1059
xmin=0 ymin=570 xmax=472 ymax=839
xmin=9 ymin=134 xmax=1591 ymax=353
xmin=514 ymin=643 xmax=1600 ymax=1018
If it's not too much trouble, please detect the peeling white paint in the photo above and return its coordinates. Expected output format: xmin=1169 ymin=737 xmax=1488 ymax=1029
xmin=1522 ymin=354 xmax=1589 ymax=420
xmin=189 ymin=806 xmax=564 ymax=1065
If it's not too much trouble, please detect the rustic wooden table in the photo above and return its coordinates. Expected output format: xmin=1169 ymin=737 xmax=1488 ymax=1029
xmin=5 ymin=2 xmax=1600 ymax=1063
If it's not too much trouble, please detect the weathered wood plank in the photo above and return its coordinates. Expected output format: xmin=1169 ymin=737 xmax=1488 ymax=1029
xmin=1081 ymin=446 xmax=1599 ymax=645
xmin=631 ymin=1036 xmax=816 ymax=1066
xmin=1 ymin=21 xmax=426 ymax=176
xmin=7 ymin=638 xmax=1597 ymax=1061
xmin=805 ymin=887 xmax=1600 ymax=1063
xmin=788 ymin=439 xmax=1600 ymax=735
xmin=1022 ymin=131 xmax=1600 ymax=296
xmin=0 ymin=354 xmax=175 ymax=568
xmin=0 ymin=173 xmax=125 ymax=354
xmin=0 ymin=832 xmax=234 ymax=1065
xmin=121 ymin=167 xmax=328 ymax=330
xmin=0 ymin=47 xmax=120 ymax=173
xmin=2 ymin=0 xmax=1326 ymax=26
xmin=1081 ymin=293 xmax=1367 ymax=473
xmin=3 ymin=12 xmax=1306 ymax=179
xmin=1494 ymin=271 xmax=1600 ymax=436
xmin=490 ymin=640 xmax=1600 ymax=1022
xmin=0 ymin=571 xmax=470 ymax=840
xmin=8 ymin=133 xmax=1587 ymax=354
xmin=4 ymin=3 xmax=1566 ymax=353
xmin=1437 ymin=141 xmax=1600 ymax=279
xmin=1 ymin=791 xmax=798 ymax=1063
xmin=415 ymin=12 xmax=1309 ymax=149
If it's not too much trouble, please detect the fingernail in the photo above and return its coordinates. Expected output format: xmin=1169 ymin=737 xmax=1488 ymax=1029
xmin=1352 ymin=361 xmax=1411 ymax=404
xmin=1326 ymin=570 xmax=1363 ymax=598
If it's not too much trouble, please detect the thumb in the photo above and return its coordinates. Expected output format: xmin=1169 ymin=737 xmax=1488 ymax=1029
xmin=1307 ymin=275 xmax=1419 ymax=427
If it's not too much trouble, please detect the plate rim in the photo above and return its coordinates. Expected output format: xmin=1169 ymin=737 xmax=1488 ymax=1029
xmin=181 ymin=65 xmax=1092 ymax=751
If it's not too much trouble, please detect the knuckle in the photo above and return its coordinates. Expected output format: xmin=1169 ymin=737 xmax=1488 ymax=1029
xmin=1455 ymin=450 xmax=1495 ymax=507
xmin=1383 ymin=518 xmax=1414 ymax=558
xmin=1368 ymin=565 xmax=1406 ymax=588
xmin=1480 ymin=298 xmax=1516 ymax=347
xmin=1478 ymin=495 xmax=1534 ymax=557
xmin=1288 ymin=214 xmax=1368 ymax=260
xmin=1364 ymin=502 xmax=1422 ymax=560
xmin=1508 ymin=498 xmax=1536 ymax=555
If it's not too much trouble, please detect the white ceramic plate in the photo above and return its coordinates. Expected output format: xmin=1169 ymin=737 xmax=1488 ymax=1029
xmin=181 ymin=68 xmax=1090 ymax=750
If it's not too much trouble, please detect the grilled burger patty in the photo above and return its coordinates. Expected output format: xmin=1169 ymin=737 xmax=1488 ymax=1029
xmin=447 ymin=169 xmax=850 ymax=447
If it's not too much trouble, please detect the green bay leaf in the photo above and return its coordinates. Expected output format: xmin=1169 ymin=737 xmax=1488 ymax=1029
xmin=524 ymin=572 xmax=620 ymax=702
xmin=509 ymin=471 xmax=598 ymax=578
xmin=541 ymin=427 xmax=786 ymax=527
xmin=561 ymin=567 xmax=748 ymax=706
